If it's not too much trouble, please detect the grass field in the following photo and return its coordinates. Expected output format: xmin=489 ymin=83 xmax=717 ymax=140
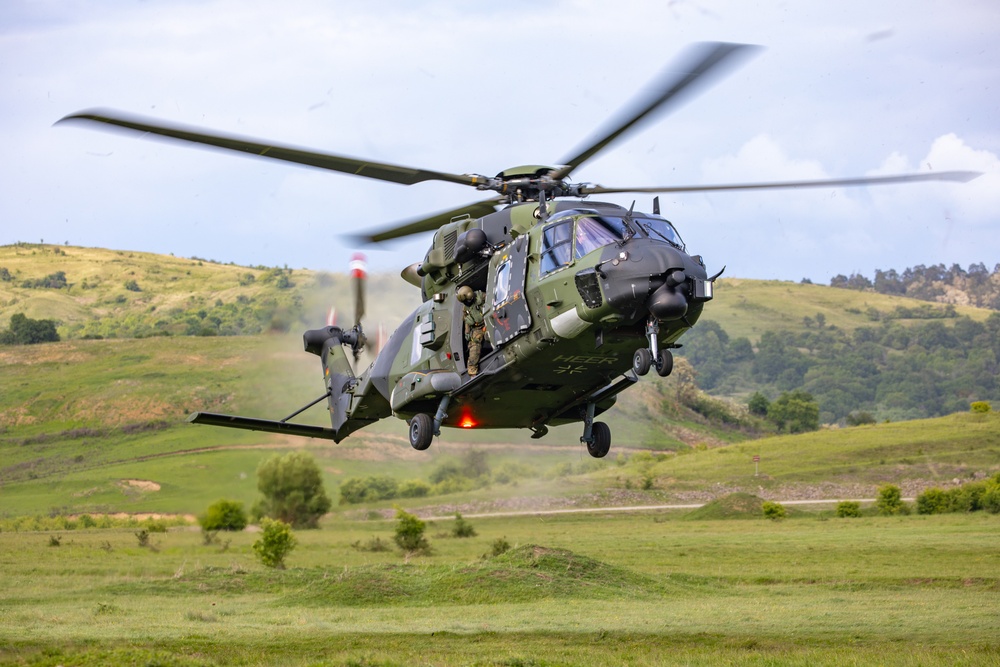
xmin=4 ymin=247 xmax=1000 ymax=664
xmin=1 ymin=511 xmax=998 ymax=666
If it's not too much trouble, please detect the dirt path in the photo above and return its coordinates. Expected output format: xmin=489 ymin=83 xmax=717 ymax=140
xmin=419 ymin=497 xmax=910 ymax=521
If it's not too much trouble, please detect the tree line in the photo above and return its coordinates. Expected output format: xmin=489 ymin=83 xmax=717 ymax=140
xmin=830 ymin=262 xmax=1000 ymax=310
xmin=680 ymin=312 xmax=1000 ymax=425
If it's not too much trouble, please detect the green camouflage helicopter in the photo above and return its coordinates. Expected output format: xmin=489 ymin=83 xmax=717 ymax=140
xmin=60 ymin=42 xmax=979 ymax=457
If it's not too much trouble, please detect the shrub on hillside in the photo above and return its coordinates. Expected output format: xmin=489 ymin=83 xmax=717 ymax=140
xmin=970 ymin=401 xmax=992 ymax=413
xmin=845 ymin=411 xmax=877 ymax=426
xmin=836 ymin=501 xmax=862 ymax=518
xmin=767 ymin=390 xmax=820 ymax=433
xmin=747 ymin=392 xmax=770 ymax=417
xmin=451 ymin=512 xmax=477 ymax=538
xmin=984 ymin=474 xmax=1000 ymax=514
xmin=21 ymin=271 xmax=67 ymax=289
xmin=252 ymin=518 xmax=296 ymax=569
xmin=0 ymin=313 xmax=60 ymax=345
xmin=199 ymin=499 xmax=248 ymax=531
xmin=762 ymin=501 xmax=787 ymax=521
xmin=338 ymin=476 xmax=399 ymax=505
xmin=950 ymin=482 xmax=987 ymax=512
xmin=876 ymin=484 xmax=908 ymax=516
xmin=393 ymin=508 xmax=430 ymax=555
xmin=916 ymin=488 xmax=950 ymax=515
xmin=398 ymin=479 xmax=431 ymax=498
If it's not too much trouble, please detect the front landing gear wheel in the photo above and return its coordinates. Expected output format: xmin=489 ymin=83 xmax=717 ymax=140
xmin=655 ymin=349 xmax=674 ymax=377
xmin=587 ymin=421 xmax=611 ymax=458
xmin=408 ymin=413 xmax=434 ymax=451
xmin=633 ymin=348 xmax=652 ymax=376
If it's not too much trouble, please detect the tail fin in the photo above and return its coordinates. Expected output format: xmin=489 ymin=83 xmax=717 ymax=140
xmin=304 ymin=326 xmax=358 ymax=434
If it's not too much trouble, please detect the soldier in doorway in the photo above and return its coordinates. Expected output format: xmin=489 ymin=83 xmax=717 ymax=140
xmin=457 ymin=286 xmax=486 ymax=376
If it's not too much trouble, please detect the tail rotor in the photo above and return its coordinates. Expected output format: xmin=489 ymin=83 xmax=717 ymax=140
xmin=348 ymin=252 xmax=368 ymax=362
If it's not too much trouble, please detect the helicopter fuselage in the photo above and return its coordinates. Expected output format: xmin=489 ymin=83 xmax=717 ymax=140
xmin=313 ymin=199 xmax=713 ymax=446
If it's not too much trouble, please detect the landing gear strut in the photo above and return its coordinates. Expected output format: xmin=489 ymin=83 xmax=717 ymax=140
xmin=408 ymin=395 xmax=452 ymax=451
xmin=408 ymin=413 xmax=433 ymax=450
xmin=633 ymin=317 xmax=673 ymax=377
xmin=581 ymin=402 xmax=611 ymax=458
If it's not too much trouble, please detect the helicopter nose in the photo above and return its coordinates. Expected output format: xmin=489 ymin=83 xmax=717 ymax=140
xmin=647 ymin=270 xmax=688 ymax=320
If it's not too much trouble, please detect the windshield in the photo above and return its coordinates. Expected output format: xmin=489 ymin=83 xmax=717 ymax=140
xmin=635 ymin=216 xmax=684 ymax=250
xmin=574 ymin=216 xmax=628 ymax=259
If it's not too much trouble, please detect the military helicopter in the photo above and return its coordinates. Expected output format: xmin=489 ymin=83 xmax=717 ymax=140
xmin=60 ymin=42 xmax=979 ymax=457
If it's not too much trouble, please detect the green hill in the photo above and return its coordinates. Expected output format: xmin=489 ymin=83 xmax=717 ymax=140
xmin=0 ymin=242 xmax=421 ymax=338
xmin=2 ymin=244 xmax=999 ymax=519
xmin=707 ymin=277 xmax=993 ymax=343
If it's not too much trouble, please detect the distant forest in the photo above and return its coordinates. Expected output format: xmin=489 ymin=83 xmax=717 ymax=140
xmin=829 ymin=262 xmax=1000 ymax=310
xmin=681 ymin=310 xmax=1000 ymax=426
xmin=685 ymin=262 xmax=1000 ymax=425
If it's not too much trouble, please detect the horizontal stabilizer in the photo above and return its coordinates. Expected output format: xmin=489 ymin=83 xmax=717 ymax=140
xmin=187 ymin=412 xmax=337 ymax=440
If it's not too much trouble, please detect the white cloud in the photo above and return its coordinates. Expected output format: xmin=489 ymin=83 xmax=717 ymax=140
xmin=2 ymin=0 xmax=998 ymax=281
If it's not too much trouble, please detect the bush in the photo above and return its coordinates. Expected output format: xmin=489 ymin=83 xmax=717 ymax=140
xmin=489 ymin=537 xmax=511 ymax=557
xmin=338 ymin=476 xmax=399 ymax=505
xmin=836 ymin=501 xmax=862 ymax=518
xmin=762 ymin=501 xmax=787 ymax=520
xmin=767 ymin=390 xmax=820 ymax=433
xmin=430 ymin=477 xmax=474 ymax=496
xmin=970 ymin=401 xmax=992 ymax=413
xmin=254 ymin=452 xmax=332 ymax=528
xmin=398 ymin=479 xmax=430 ymax=498
xmin=983 ymin=475 xmax=1000 ymax=514
xmin=199 ymin=499 xmax=248 ymax=531
xmin=950 ymin=482 xmax=985 ymax=512
xmin=876 ymin=484 xmax=908 ymax=516
xmin=846 ymin=411 xmax=877 ymax=426
xmin=451 ymin=512 xmax=477 ymax=538
xmin=747 ymin=391 xmax=770 ymax=417
xmin=351 ymin=536 xmax=391 ymax=552
xmin=143 ymin=519 xmax=168 ymax=533
xmin=393 ymin=508 xmax=430 ymax=555
xmin=916 ymin=488 xmax=951 ymax=515
xmin=0 ymin=313 xmax=60 ymax=345
xmin=252 ymin=518 xmax=296 ymax=568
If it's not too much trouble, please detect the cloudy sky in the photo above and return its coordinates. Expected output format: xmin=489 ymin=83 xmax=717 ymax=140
xmin=2 ymin=0 xmax=998 ymax=283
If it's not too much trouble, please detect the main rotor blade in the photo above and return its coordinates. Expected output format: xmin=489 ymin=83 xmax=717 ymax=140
xmin=357 ymin=196 xmax=506 ymax=244
xmin=578 ymin=170 xmax=983 ymax=196
xmin=57 ymin=109 xmax=483 ymax=187
xmin=553 ymin=42 xmax=761 ymax=181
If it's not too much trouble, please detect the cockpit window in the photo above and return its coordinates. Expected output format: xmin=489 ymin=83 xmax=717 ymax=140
xmin=540 ymin=220 xmax=573 ymax=275
xmin=635 ymin=216 xmax=685 ymax=250
xmin=574 ymin=216 xmax=627 ymax=259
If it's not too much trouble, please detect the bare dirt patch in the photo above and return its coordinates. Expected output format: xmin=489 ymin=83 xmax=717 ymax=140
xmin=121 ymin=479 xmax=161 ymax=492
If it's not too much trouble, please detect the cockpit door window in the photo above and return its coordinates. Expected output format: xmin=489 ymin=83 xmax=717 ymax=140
xmin=493 ymin=259 xmax=511 ymax=308
xmin=539 ymin=220 xmax=573 ymax=275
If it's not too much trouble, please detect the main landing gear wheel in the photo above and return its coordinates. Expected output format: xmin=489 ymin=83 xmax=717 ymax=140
xmin=408 ymin=413 xmax=434 ymax=451
xmin=655 ymin=349 xmax=674 ymax=377
xmin=587 ymin=421 xmax=612 ymax=458
xmin=633 ymin=348 xmax=652 ymax=376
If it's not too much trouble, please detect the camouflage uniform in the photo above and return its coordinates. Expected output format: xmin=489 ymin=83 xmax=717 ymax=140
xmin=458 ymin=287 xmax=487 ymax=375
